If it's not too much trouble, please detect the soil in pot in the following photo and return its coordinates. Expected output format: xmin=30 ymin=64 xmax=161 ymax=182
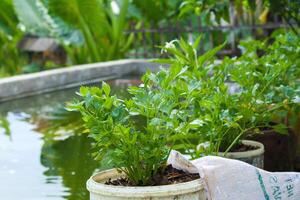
xmin=105 ymin=165 xmax=200 ymax=186
xmin=217 ymin=140 xmax=264 ymax=169
xmin=229 ymin=143 xmax=258 ymax=152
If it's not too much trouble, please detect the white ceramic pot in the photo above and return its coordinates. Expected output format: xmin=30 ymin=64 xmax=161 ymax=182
xmin=87 ymin=168 xmax=205 ymax=200
xmin=218 ymin=140 xmax=265 ymax=168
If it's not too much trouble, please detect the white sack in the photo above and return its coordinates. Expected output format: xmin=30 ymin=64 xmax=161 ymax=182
xmin=167 ymin=150 xmax=300 ymax=200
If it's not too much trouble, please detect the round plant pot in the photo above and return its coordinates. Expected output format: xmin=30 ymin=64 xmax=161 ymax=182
xmin=87 ymin=168 xmax=205 ymax=200
xmin=218 ymin=140 xmax=264 ymax=168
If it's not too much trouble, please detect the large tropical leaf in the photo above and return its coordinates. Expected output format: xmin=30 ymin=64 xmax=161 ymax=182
xmin=105 ymin=0 xmax=130 ymax=59
xmin=13 ymin=0 xmax=83 ymax=45
xmin=49 ymin=0 xmax=110 ymax=61
xmin=49 ymin=0 xmax=133 ymax=63
xmin=13 ymin=0 xmax=55 ymax=36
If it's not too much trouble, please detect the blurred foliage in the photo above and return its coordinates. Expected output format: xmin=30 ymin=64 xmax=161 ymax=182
xmin=0 ymin=0 xmax=298 ymax=77
xmin=179 ymin=0 xmax=299 ymax=31
xmin=179 ymin=0 xmax=230 ymax=24
xmin=129 ymin=0 xmax=182 ymax=25
xmin=0 ymin=0 xmax=19 ymax=35
xmin=13 ymin=0 xmax=80 ymax=41
xmin=48 ymin=0 xmax=135 ymax=64
xmin=0 ymin=33 xmax=27 ymax=77
xmin=13 ymin=0 xmax=60 ymax=37
xmin=0 ymin=0 xmax=26 ymax=76
xmin=268 ymin=0 xmax=300 ymax=34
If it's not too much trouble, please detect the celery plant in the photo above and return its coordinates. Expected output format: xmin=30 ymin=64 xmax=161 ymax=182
xmin=67 ymin=82 xmax=179 ymax=185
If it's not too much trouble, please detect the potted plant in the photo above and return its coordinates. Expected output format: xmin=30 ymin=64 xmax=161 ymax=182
xmin=148 ymin=37 xmax=276 ymax=168
xmin=67 ymin=82 xmax=205 ymax=199
xmin=151 ymin=33 xmax=299 ymax=169
xmin=227 ymin=32 xmax=300 ymax=170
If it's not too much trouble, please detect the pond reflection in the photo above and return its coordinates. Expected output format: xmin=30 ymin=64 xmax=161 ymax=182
xmin=41 ymin=135 xmax=100 ymax=200
xmin=0 ymin=115 xmax=11 ymax=137
xmin=0 ymin=79 xmax=136 ymax=200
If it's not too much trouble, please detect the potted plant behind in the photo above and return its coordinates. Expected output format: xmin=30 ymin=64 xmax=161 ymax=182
xmin=228 ymin=32 xmax=300 ymax=170
xmin=67 ymin=82 xmax=205 ymax=199
xmin=150 ymin=36 xmax=286 ymax=168
xmin=152 ymin=33 xmax=300 ymax=169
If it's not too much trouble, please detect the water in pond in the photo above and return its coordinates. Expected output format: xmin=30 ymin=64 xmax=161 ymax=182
xmin=0 ymin=79 xmax=136 ymax=200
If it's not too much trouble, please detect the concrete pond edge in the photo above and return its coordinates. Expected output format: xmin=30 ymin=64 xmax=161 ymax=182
xmin=0 ymin=59 xmax=162 ymax=102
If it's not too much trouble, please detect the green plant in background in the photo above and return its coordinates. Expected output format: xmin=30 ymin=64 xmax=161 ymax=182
xmin=1 ymin=0 xmax=137 ymax=76
xmin=13 ymin=0 xmax=81 ymax=41
xmin=13 ymin=0 xmax=62 ymax=37
xmin=179 ymin=0 xmax=230 ymax=23
xmin=0 ymin=0 xmax=19 ymax=35
xmin=0 ymin=32 xmax=27 ymax=77
xmin=0 ymin=0 xmax=297 ymax=77
xmin=0 ymin=0 xmax=74 ymax=76
xmin=129 ymin=0 xmax=181 ymax=25
xmin=67 ymin=81 xmax=181 ymax=185
xmin=268 ymin=0 xmax=300 ymax=34
xmin=48 ymin=0 xmax=135 ymax=64
xmin=179 ymin=0 xmax=299 ymax=30
xmin=12 ymin=0 xmax=84 ymax=71
xmin=178 ymin=0 xmax=267 ymax=25
xmin=229 ymin=32 xmax=300 ymax=131
xmin=178 ymin=0 xmax=299 ymax=54
xmin=0 ymin=0 xmax=27 ymax=77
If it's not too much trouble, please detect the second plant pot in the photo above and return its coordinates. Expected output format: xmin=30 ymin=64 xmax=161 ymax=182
xmin=218 ymin=140 xmax=265 ymax=168
xmin=87 ymin=168 xmax=205 ymax=200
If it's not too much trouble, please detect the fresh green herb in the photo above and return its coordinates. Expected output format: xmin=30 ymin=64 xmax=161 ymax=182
xmin=67 ymin=81 xmax=178 ymax=186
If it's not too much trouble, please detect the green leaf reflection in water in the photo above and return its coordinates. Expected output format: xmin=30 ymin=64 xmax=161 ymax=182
xmin=32 ymin=80 xmax=134 ymax=199
xmin=0 ymin=115 xmax=11 ymax=137
xmin=41 ymin=134 xmax=114 ymax=200
xmin=32 ymin=106 xmax=110 ymax=200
